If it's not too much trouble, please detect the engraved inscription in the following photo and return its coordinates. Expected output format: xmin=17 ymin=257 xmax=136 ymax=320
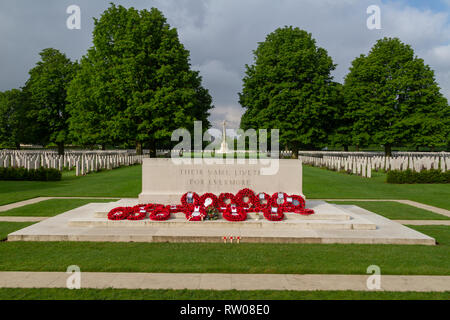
xmin=180 ymin=168 xmax=261 ymax=186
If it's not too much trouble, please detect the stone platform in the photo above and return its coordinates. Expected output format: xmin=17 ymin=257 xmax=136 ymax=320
xmin=7 ymin=199 xmax=435 ymax=245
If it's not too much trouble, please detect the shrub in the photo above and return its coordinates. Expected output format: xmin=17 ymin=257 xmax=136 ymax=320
xmin=387 ymin=169 xmax=449 ymax=184
xmin=0 ymin=167 xmax=61 ymax=181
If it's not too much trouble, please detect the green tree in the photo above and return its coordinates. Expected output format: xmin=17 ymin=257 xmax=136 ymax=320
xmin=327 ymin=82 xmax=353 ymax=151
xmin=24 ymin=48 xmax=78 ymax=155
xmin=343 ymin=37 xmax=450 ymax=155
xmin=67 ymin=4 xmax=213 ymax=156
xmin=239 ymin=27 xmax=338 ymax=157
xmin=0 ymin=89 xmax=44 ymax=149
xmin=0 ymin=90 xmax=22 ymax=148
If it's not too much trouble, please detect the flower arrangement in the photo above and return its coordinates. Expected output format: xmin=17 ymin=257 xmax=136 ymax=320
xmin=205 ymin=206 xmax=219 ymax=220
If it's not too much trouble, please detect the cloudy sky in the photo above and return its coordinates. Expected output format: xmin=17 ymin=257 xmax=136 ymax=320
xmin=1 ymin=0 xmax=449 ymax=130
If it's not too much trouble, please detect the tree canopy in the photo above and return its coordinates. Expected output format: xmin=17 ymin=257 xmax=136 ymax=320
xmin=343 ymin=37 xmax=450 ymax=155
xmin=239 ymin=26 xmax=339 ymax=155
xmin=23 ymin=48 xmax=78 ymax=154
xmin=67 ymin=4 xmax=213 ymax=155
xmin=0 ymin=89 xmax=26 ymax=149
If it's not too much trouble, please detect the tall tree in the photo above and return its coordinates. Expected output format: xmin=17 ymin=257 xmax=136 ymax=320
xmin=0 ymin=89 xmax=26 ymax=148
xmin=343 ymin=37 xmax=450 ymax=155
xmin=24 ymin=48 xmax=78 ymax=155
xmin=239 ymin=27 xmax=338 ymax=156
xmin=67 ymin=4 xmax=213 ymax=156
xmin=327 ymin=82 xmax=354 ymax=151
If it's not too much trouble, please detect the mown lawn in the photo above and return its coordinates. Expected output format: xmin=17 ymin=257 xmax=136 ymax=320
xmin=0 ymin=199 xmax=117 ymax=217
xmin=0 ymin=165 xmax=141 ymax=206
xmin=0 ymin=288 xmax=448 ymax=300
xmin=0 ymin=225 xmax=448 ymax=275
xmin=1 ymin=164 xmax=448 ymax=210
xmin=0 ymin=222 xmax=36 ymax=240
xmin=303 ymin=166 xmax=450 ymax=210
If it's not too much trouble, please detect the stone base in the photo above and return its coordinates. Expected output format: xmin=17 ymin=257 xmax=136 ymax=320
xmin=7 ymin=199 xmax=436 ymax=245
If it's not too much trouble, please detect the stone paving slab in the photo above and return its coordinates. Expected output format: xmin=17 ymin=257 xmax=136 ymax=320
xmin=6 ymin=200 xmax=436 ymax=245
xmin=0 ymin=217 xmax=47 ymax=222
xmin=0 ymin=272 xmax=448 ymax=292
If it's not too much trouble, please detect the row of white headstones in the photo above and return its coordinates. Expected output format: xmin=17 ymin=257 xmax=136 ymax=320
xmin=0 ymin=150 xmax=145 ymax=176
xmin=301 ymin=155 xmax=450 ymax=178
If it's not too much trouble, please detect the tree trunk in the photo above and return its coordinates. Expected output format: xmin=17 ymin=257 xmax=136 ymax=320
xmin=384 ymin=144 xmax=392 ymax=157
xmin=101 ymin=144 xmax=106 ymax=151
xmin=149 ymin=140 xmax=156 ymax=158
xmin=292 ymin=149 xmax=299 ymax=159
xmin=355 ymin=145 xmax=360 ymax=152
xmin=15 ymin=142 xmax=21 ymax=150
xmin=344 ymin=145 xmax=349 ymax=152
xmin=136 ymin=142 xmax=143 ymax=156
xmin=57 ymin=142 xmax=64 ymax=156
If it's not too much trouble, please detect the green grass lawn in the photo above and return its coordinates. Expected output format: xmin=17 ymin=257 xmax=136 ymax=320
xmin=1 ymin=164 xmax=448 ymax=210
xmin=0 ymin=165 xmax=141 ymax=206
xmin=329 ymin=201 xmax=450 ymax=220
xmin=0 ymin=199 xmax=117 ymax=217
xmin=0 ymin=224 xmax=448 ymax=275
xmin=0 ymin=288 xmax=448 ymax=300
xmin=0 ymin=222 xmax=36 ymax=240
xmin=303 ymin=166 xmax=450 ymax=210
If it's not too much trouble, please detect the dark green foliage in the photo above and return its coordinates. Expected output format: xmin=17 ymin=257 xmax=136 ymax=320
xmin=0 ymin=167 xmax=61 ymax=181
xmin=239 ymin=27 xmax=338 ymax=154
xmin=23 ymin=48 xmax=78 ymax=155
xmin=343 ymin=38 xmax=450 ymax=155
xmin=67 ymin=4 xmax=213 ymax=155
xmin=0 ymin=90 xmax=30 ymax=149
xmin=386 ymin=169 xmax=449 ymax=184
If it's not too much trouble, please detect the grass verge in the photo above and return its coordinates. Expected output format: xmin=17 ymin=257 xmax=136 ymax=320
xmin=0 ymin=225 xmax=448 ymax=275
xmin=0 ymin=199 xmax=117 ymax=217
xmin=0 ymin=288 xmax=448 ymax=300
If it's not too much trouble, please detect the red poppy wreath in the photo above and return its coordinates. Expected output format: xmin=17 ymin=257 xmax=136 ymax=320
xmin=127 ymin=204 xmax=148 ymax=220
xmin=222 ymin=204 xmax=247 ymax=222
xmin=149 ymin=207 xmax=171 ymax=221
xmin=235 ymin=188 xmax=257 ymax=208
xmin=199 ymin=193 xmax=218 ymax=208
xmin=180 ymin=192 xmax=200 ymax=206
xmin=263 ymin=206 xmax=285 ymax=221
xmin=108 ymin=207 xmax=133 ymax=220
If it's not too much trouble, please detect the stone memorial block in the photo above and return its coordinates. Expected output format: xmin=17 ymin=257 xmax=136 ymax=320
xmin=139 ymin=158 xmax=303 ymax=204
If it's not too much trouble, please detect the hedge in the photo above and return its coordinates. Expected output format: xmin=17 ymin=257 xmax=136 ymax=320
xmin=0 ymin=167 xmax=61 ymax=181
xmin=386 ymin=169 xmax=450 ymax=184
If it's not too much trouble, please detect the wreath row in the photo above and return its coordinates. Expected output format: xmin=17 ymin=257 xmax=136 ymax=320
xmin=181 ymin=189 xmax=306 ymax=210
xmin=107 ymin=189 xmax=313 ymax=222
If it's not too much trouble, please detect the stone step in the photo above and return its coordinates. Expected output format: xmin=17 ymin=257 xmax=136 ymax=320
xmin=94 ymin=211 xmax=351 ymax=221
xmin=68 ymin=216 xmax=376 ymax=230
